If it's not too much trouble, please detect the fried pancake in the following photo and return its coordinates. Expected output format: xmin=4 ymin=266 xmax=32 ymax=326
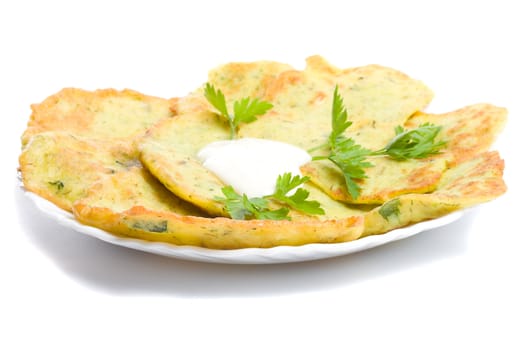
xmin=207 ymin=60 xmax=293 ymax=101
xmin=139 ymin=59 xmax=298 ymax=216
xmin=74 ymin=167 xmax=206 ymax=216
xmin=72 ymin=150 xmax=505 ymax=249
xmin=169 ymin=60 xmax=293 ymax=120
xmin=301 ymin=157 xmax=448 ymax=204
xmin=363 ymin=151 xmax=506 ymax=236
xmin=21 ymin=88 xmax=174 ymax=147
xmin=140 ymin=56 xmax=437 ymax=212
xmin=139 ymin=108 xmax=373 ymax=219
xmin=405 ymin=104 xmax=507 ymax=166
xmin=19 ymin=132 xmax=139 ymax=211
xmin=139 ymin=109 xmax=231 ymax=216
xmin=301 ymin=103 xmax=507 ymax=204
xmin=73 ymin=169 xmax=364 ymax=249
xmin=20 ymin=88 xmax=175 ymax=212
xmin=240 ymin=55 xmax=434 ymax=150
xmin=238 ymin=56 xmax=444 ymax=203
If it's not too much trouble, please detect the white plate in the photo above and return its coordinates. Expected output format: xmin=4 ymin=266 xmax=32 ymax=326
xmin=23 ymin=189 xmax=464 ymax=264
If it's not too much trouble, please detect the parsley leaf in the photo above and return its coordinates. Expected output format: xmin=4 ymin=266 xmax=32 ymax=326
xmin=378 ymin=123 xmax=447 ymax=160
xmin=216 ymin=186 xmax=249 ymax=220
xmin=325 ymin=87 xmax=373 ymax=199
xmin=272 ymin=173 xmax=325 ymax=215
xmin=203 ymin=83 xmax=229 ymax=118
xmin=311 ymin=87 xmax=373 ymax=199
xmin=328 ymin=138 xmax=373 ymax=199
xmin=233 ymin=97 xmax=273 ymax=125
xmin=329 ymin=85 xmax=353 ymax=148
xmin=217 ymin=186 xmax=290 ymax=220
xmin=204 ymin=83 xmax=273 ymax=139
xmin=216 ymin=173 xmax=325 ymax=220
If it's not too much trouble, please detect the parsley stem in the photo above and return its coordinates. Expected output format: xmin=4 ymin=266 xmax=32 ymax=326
xmin=228 ymin=120 xmax=236 ymax=140
xmin=368 ymin=149 xmax=388 ymax=157
xmin=307 ymin=142 xmax=329 ymax=154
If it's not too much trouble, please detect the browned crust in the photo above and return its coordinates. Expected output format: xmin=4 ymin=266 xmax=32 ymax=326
xmin=73 ymin=202 xmax=364 ymax=249
xmin=406 ymin=104 xmax=508 ymax=166
xmin=434 ymin=151 xmax=506 ymax=204
xmin=301 ymin=157 xmax=447 ymax=204
xmin=21 ymin=87 xmax=174 ymax=146
xmin=363 ymin=151 xmax=506 ymax=236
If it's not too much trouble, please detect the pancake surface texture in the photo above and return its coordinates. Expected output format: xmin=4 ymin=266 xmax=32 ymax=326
xmin=22 ymin=88 xmax=174 ymax=146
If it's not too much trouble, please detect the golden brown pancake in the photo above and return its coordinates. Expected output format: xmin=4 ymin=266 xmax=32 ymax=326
xmin=19 ymin=132 xmax=138 ymax=211
xmin=363 ymin=151 xmax=506 ymax=236
xmin=72 ymin=150 xmax=505 ymax=249
xmin=405 ymin=103 xmax=507 ymax=166
xmin=73 ymin=169 xmax=364 ymax=249
xmin=302 ymin=103 xmax=506 ymax=204
xmin=140 ymin=55 xmax=438 ymax=211
xmin=19 ymin=88 xmax=175 ymax=212
xmin=21 ymin=88 xmax=174 ymax=147
xmin=241 ymin=55 xmax=434 ymax=151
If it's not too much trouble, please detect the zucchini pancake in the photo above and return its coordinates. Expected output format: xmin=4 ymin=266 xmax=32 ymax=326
xmin=19 ymin=56 xmax=507 ymax=249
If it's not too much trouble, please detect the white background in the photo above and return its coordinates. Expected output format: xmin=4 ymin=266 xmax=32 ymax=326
xmin=2 ymin=1 xmax=524 ymax=349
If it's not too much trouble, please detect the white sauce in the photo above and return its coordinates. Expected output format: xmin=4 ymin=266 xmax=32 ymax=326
xmin=197 ymin=138 xmax=311 ymax=198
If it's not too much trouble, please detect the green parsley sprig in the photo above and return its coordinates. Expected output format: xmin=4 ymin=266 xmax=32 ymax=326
xmin=309 ymin=85 xmax=447 ymax=199
xmin=218 ymin=186 xmax=290 ymax=220
xmin=370 ymin=123 xmax=447 ymax=160
xmin=204 ymin=83 xmax=273 ymax=139
xmin=216 ymin=173 xmax=325 ymax=220
xmin=272 ymin=173 xmax=325 ymax=215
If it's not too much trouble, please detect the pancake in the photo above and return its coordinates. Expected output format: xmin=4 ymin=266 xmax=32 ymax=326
xmin=21 ymin=88 xmax=174 ymax=147
xmin=73 ymin=169 xmax=364 ymax=249
xmin=139 ymin=109 xmax=230 ymax=216
xmin=301 ymin=157 xmax=448 ymax=204
xmin=301 ymin=103 xmax=506 ymax=203
xmin=207 ymin=60 xmax=293 ymax=102
xmin=138 ymin=108 xmax=373 ymax=220
xmin=19 ymin=88 xmax=175 ymax=212
xmin=74 ymin=166 xmax=206 ymax=216
xmin=363 ymin=151 xmax=506 ymax=236
xmin=138 ymin=59 xmax=297 ymax=216
xmin=140 ymin=56 xmax=437 ymax=212
xmin=72 ymin=150 xmax=504 ymax=249
xmin=240 ymin=55 xmax=434 ymax=150
xmin=19 ymin=132 xmax=138 ymax=211
xmin=240 ymin=56 xmax=442 ymax=203
xmin=405 ymin=104 xmax=507 ymax=166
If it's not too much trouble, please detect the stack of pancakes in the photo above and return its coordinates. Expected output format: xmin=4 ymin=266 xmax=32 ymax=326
xmin=19 ymin=56 xmax=507 ymax=249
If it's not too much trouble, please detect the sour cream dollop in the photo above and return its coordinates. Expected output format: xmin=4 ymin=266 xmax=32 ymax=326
xmin=197 ymin=138 xmax=311 ymax=198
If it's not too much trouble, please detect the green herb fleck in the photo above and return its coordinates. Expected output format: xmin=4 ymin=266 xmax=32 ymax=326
xmin=131 ymin=220 xmax=168 ymax=233
xmin=378 ymin=198 xmax=401 ymax=221
xmin=48 ymin=180 xmax=64 ymax=191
